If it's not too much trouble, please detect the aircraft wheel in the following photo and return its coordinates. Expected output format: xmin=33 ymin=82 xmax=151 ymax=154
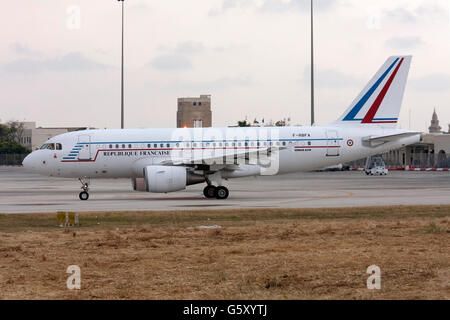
xmin=215 ymin=186 xmax=229 ymax=200
xmin=203 ymin=185 xmax=216 ymax=198
xmin=79 ymin=191 xmax=89 ymax=201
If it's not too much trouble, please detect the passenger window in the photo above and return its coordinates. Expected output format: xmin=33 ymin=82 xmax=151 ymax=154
xmin=154 ymin=144 xmax=157 ymax=148
xmin=128 ymin=144 xmax=132 ymax=148
xmin=282 ymin=142 xmax=286 ymax=146
xmin=166 ymin=143 xmax=170 ymax=148
xmin=56 ymin=143 xmax=62 ymax=150
xmin=109 ymin=144 xmax=113 ymax=148
xmin=115 ymin=144 xmax=119 ymax=148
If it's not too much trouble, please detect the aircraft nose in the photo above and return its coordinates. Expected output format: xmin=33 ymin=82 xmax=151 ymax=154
xmin=22 ymin=153 xmax=35 ymax=171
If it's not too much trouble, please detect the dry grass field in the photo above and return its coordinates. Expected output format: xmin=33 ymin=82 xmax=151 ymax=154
xmin=0 ymin=205 xmax=449 ymax=300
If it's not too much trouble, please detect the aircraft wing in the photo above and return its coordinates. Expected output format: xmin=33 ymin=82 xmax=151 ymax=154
xmin=160 ymin=146 xmax=285 ymax=166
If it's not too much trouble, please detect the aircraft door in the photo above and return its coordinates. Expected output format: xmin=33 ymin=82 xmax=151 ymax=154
xmin=77 ymin=135 xmax=92 ymax=160
xmin=326 ymin=130 xmax=340 ymax=157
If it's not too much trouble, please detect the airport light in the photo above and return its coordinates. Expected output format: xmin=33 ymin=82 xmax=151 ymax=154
xmin=310 ymin=0 xmax=315 ymax=126
xmin=118 ymin=0 xmax=125 ymax=129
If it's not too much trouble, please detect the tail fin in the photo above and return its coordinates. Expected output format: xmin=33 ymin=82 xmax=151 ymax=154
xmin=334 ymin=56 xmax=411 ymax=128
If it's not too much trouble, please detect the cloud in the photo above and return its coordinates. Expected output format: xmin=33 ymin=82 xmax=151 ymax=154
xmin=410 ymin=74 xmax=450 ymax=92
xmin=302 ymin=67 xmax=362 ymax=88
xmin=383 ymin=4 xmax=448 ymax=24
xmin=2 ymin=52 xmax=109 ymax=75
xmin=383 ymin=8 xmax=418 ymax=24
xmin=259 ymin=0 xmax=337 ymax=13
xmin=10 ymin=43 xmax=41 ymax=57
xmin=156 ymin=76 xmax=254 ymax=92
xmin=149 ymin=54 xmax=192 ymax=70
xmin=175 ymin=41 xmax=205 ymax=54
xmin=385 ymin=36 xmax=424 ymax=50
xmin=210 ymin=0 xmax=337 ymax=15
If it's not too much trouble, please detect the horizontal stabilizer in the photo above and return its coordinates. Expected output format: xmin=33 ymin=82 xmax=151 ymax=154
xmin=362 ymin=132 xmax=420 ymax=144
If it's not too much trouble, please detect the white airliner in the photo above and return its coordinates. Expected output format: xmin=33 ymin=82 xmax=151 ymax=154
xmin=23 ymin=56 xmax=420 ymax=200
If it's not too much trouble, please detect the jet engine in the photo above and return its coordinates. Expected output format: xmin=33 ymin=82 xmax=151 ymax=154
xmin=143 ymin=165 xmax=187 ymax=193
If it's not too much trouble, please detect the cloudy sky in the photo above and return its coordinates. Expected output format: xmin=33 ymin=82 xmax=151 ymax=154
xmin=1 ymin=0 xmax=449 ymax=132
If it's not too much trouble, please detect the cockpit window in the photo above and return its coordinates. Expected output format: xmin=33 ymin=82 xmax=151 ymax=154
xmin=39 ymin=143 xmax=55 ymax=150
xmin=56 ymin=143 xmax=62 ymax=150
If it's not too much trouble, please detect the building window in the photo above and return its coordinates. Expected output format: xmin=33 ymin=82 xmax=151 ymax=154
xmin=193 ymin=102 xmax=197 ymax=106
xmin=193 ymin=120 xmax=203 ymax=128
xmin=198 ymin=102 xmax=202 ymax=106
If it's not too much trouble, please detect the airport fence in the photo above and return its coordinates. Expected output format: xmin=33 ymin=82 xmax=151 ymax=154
xmin=0 ymin=153 xmax=29 ymax=166
xmin=346 ymin=153 xmax=450 ymax=169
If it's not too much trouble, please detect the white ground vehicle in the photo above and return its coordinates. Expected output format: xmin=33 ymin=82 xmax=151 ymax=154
xmin=365 ymin=156 xmax=388 ymax=175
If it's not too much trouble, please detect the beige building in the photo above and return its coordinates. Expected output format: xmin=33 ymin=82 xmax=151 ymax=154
xmin=19 ymin=122 xmax=88 ymax=151
xmin=176 ymin=95 xmax=212 ymax=128
xmin=348 ymin=110 xmax=450 ymax=168
xmin=380 ymin=110 xmax=449 ymax=168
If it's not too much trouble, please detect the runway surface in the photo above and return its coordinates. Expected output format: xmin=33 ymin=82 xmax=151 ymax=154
xmin=0 ymin=166 xmax=449 ymax=214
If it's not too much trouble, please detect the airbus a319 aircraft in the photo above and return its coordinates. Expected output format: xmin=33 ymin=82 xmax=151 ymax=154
xmin=23 ymin=56 xmax=420 ymax=200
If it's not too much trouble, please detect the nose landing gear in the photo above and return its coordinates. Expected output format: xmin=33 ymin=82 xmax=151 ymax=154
xmin=78 ymin=177 xmax=90 ymax=201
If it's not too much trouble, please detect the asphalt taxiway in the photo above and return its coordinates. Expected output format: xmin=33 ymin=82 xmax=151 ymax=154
xmin=0 ymin=167 xmax=449 ymax=213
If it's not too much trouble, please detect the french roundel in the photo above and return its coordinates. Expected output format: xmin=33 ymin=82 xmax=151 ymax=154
xmin=347 ymin=139 xmax=354 ymax=147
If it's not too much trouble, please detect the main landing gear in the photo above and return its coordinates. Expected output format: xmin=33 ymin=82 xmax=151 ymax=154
xmin=78 ymin=177 xmax=90 ymax=201
xmin=203 ymin=185 xmax=229 ymax=200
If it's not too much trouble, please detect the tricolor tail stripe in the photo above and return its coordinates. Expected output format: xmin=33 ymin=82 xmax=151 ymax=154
xmin=362 ymin=58 xmax=404 ymax=123
xmin=343 ymin=58 xmax=400 ymax=122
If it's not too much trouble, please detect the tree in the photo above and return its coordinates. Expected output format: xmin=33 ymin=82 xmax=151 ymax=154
xmin=6 ymin=121 xmax=25 ymax=143
xmin=0 ymin=123 xmax=10 ymax=142
xmin=0 ymin=141 xmax=30 ymax=154
xmin=0 ymin=121 xmax=30 ymax=154
xmin=237 ymin=120 xmax=251 ymax=127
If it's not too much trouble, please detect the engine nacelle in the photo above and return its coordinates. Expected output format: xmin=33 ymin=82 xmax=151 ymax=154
xmin=143 ymin=166 xmax=187 ymax=193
